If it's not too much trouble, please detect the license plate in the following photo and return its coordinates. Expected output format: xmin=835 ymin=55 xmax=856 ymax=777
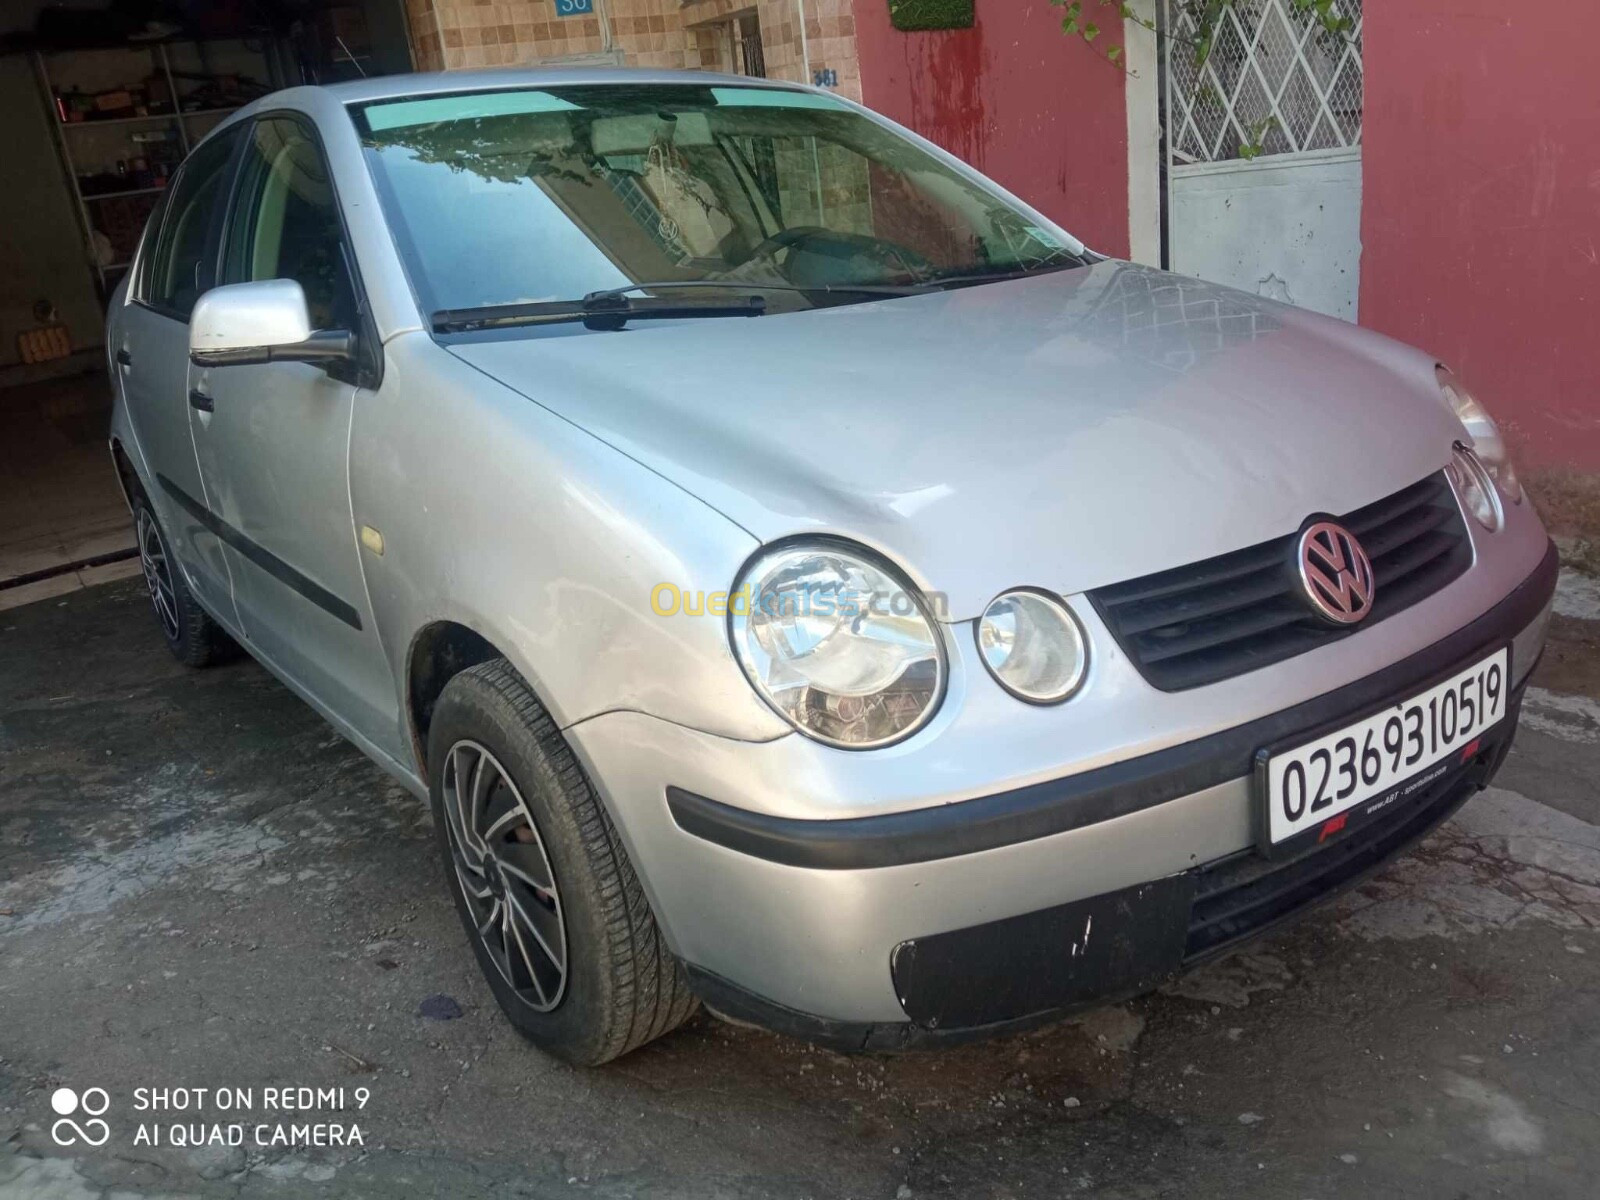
xmin=1263 ymin=648 xmax=1509 ymax=846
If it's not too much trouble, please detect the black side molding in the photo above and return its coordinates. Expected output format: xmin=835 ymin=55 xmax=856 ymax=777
xmin=156 ymin=474 xmax=363 ymax=631
xmin=667 ymin=541 xmax=1557 ymax=870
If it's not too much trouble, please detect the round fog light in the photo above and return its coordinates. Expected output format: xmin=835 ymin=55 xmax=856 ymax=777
xmin=1448 ymin=444 xmax=1503 ymax=532
xmin=976 ymin=589 xmax=1088 ymax=704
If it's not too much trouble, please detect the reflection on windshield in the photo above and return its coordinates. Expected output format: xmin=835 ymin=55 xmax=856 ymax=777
xmin=352 ymin=84 xmax=1085 ymax=322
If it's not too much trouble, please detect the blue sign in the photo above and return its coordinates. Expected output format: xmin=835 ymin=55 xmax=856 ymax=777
xmin=554 ymin=0 xmax=592 ymax=15
xmin=812 ymin=68 xmax=838 ymax=88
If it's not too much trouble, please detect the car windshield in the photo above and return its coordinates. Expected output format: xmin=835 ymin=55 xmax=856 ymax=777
xmin=349 ymin=83 xmax=1086 ymax=325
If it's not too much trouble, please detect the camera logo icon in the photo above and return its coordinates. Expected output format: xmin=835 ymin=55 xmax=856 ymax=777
xmin=50 ymin=1087 xmax=110 ymax=1147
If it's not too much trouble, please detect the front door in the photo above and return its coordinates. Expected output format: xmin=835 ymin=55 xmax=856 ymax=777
xmin=1163 ymin=0 xmax=1364 ymax=320
xmin=187 ymin=114 xmax=402 ymax=759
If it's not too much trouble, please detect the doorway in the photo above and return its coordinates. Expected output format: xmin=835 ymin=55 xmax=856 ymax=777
xmin=0 ymin=3 xmax=416 ymax=609
xmin=700 ymin=10 xmax=766 ymax=78
xmin=1161 ymin=0 xmax=1364 ymax=320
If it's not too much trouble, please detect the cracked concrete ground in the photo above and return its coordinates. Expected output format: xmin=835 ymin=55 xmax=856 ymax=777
xmin=2 ymin=576 xmax=1598 ymax=1199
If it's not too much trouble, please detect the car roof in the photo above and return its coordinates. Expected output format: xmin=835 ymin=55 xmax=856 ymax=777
xmin=196 ymin=68 xmax=824 ymax=156
xmin=308 ymin=67 xmax=813 ymax=105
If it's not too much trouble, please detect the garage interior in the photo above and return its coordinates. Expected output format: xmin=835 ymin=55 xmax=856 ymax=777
xmin=0 ymin=0 xmax=413 ymax=612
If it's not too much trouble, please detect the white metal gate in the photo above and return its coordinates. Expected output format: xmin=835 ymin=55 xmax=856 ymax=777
xmin=1163 ymin=0 xmax=1364 ymax=320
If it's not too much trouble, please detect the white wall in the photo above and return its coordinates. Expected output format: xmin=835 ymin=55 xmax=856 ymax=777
xmin=1122 ymin=0 xmax=1160 ymax=267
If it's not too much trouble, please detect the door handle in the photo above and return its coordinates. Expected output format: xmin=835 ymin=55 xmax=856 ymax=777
xmin=115 ymin=348 xmax=132 ymax=367
xmin=188 ymin=389 xmax=214 ymax=413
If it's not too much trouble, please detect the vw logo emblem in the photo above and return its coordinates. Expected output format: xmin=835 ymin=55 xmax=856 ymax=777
xmin=1296 ymin=520 xmax=1375 ymax=625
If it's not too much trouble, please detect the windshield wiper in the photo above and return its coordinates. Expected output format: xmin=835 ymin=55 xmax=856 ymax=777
xmin=923 ymin=259 xmax=1090 ymax=291
xmin=584 ymin=279 xmax=934 ymax=301
xmin=432 ymin=292 xmax=767 ymax=334
xmin=432 ymin=278 xmax=936 ymax=334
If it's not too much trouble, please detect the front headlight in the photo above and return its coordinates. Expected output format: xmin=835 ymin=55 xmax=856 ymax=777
xmin=1437 ymin=366 xmax=1522 ymax=503
xmin=1448 ymin=444 xmax=1503 ymax=532
xmin=728 ymin=542 xmax=946 ymax=748
xmin=976 ymin=589 xmax=1088 ymax=703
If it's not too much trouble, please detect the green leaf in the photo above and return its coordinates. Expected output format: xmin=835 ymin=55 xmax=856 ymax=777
xmin=886 ymin=0 xmax=975 ymax=32
xmin=1084 ymin=20 xmax=1100 ymax=40
xmin=1107 ymin=44 xmax=1124 ymax=61
xmin=1062 ymin=16 xmax=1078 ymax=34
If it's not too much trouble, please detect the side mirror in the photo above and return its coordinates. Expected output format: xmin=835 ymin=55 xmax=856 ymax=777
xmin=189 ymin=279 xmax=353 ymax=368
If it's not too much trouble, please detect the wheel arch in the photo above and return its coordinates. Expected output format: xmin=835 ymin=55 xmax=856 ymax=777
xmin=406 ymin=618 xmax=526 ymax=778
xmin=109 ymin=437 xmax=141 ymax=513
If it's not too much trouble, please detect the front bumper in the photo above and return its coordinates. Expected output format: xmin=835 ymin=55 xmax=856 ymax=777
xmin=691 ymin=699 xmax=1521 ymax=1049
xmin=567 ymin=540 xmax=1557 ymax=1049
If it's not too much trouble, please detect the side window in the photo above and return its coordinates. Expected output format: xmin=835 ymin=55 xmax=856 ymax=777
xmin=128 ymin=189 xmax=170 ymax=304
xmin=145 ymin=129 xmax=242 ymax=318
xmin=223 ymin=117 xmax=356 ymax=331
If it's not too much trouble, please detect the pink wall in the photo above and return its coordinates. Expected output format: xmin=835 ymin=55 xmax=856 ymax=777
xmin=1360 ymin=3 xmax=1600 ymax=471
xmin=852 ymin=1 xmax=1131 ymax=256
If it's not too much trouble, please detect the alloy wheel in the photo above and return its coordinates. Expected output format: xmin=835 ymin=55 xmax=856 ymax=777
xmin=137 ymin=508 xmax=180 ymax=643
xmin=441 ymin=740 xmax=568 ymax=1011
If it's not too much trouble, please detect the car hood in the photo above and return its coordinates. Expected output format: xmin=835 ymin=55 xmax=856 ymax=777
xmin=448 ymin=260 xmax=1461 ymax=621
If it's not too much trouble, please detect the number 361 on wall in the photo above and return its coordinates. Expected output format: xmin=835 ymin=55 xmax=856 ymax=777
xmin=554 ymin=0 xmax=593 ymax=15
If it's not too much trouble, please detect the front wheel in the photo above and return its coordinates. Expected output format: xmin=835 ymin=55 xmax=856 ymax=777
xmin=427 ymin=659 xmax=696 ymax=1064
xmin=131 ymin=488 xmax=237 ymax=667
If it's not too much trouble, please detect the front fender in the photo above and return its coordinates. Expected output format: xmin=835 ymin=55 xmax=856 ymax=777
xmin=352 ymin=332 xmax=790 ymax=750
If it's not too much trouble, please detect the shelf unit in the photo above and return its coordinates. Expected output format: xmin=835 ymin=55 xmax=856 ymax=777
xmin=81 ymin=185 xmax=167 ymax=202
xmin=32 ymin=38 xmax=280 ymax=298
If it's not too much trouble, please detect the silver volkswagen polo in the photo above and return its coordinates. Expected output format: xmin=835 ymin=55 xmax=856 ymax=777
xmin=107 ymin=69 xmax=1557 ymax=1064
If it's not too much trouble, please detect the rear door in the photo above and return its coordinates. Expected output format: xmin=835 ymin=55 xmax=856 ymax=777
xmin=187 ymin=113 xmax=402 ymax=758
xmin=115 ymin=126 xmax=247 ymax=620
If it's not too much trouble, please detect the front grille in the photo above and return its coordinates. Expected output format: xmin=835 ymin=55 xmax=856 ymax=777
xmin=1088 ymin=472 xmax=1472 ymax=692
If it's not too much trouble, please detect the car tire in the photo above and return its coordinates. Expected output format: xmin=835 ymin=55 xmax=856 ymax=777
xmin=130 ymin=485 xmax=238 ymax=668
xmin=427 ymin=658 xmax=697 ymax=1065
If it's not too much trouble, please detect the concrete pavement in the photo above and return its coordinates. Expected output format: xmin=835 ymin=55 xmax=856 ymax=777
xmin=2 ymin=575 xmax=1597 ymax=1199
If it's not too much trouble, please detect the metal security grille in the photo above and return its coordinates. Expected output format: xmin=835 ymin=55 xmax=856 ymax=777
xmin=1165 ymin=0 xmax=1364 ymax=165
xmin=734 ymin=11 xmax=766 ymax=78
